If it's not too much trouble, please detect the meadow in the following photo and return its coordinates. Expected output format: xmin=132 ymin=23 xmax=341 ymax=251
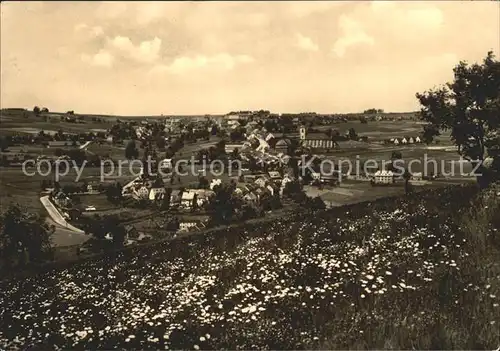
xmin=0 ymin=183 xmax=498 ymax=349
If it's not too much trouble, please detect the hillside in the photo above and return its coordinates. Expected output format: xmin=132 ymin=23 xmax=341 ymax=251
xmin=0 ymin=184 xmax=499 ymax=349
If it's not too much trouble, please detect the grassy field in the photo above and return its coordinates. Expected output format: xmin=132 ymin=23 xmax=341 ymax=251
xmin=0 ymin=183 xmax=498 ymax=349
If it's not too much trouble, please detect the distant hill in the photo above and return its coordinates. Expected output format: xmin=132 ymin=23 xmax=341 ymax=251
xmin=1 ymin=107 xmax=418 ymax=121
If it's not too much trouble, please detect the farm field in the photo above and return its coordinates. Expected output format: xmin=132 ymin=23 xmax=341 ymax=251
xmin=0 ymin=183 xmax=498 ymax=349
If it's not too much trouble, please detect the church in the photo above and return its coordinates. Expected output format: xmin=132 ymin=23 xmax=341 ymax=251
xmin=299 ymin=125 xmax=338 ymax=153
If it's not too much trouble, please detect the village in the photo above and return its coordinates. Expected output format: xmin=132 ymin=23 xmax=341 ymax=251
xmin=1 ymin=108 xmax=464 ymax=255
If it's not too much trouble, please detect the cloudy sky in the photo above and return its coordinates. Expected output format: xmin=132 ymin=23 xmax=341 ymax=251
xmin=1 ymin=1 xmax=499 ymax=115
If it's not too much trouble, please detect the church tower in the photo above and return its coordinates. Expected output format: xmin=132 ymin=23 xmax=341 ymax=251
xmin=299 ymin=125 xmax=306 ymax=141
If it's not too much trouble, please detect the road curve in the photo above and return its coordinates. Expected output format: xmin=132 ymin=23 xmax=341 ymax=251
xmin=40 ymin=196 xmax=85 ymax=234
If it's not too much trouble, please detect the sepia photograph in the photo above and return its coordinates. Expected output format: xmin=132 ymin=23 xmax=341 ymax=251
xmin=0 ymin=0 xmax=499 ymax=349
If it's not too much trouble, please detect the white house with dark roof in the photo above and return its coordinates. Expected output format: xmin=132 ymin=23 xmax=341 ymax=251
xmin=181 ymin=191 xmax=196 ymax=209
xmin=149 ymin=187 xmax=166 ymax=201
xmin=373 ymin=170 xmax=394 ymax=184
xmin=254 ymin=177 xmax=268 ymax=188
xmin=133 ymin=185 xmax=150 ymax=200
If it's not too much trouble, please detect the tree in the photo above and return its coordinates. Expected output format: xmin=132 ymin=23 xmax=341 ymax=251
xmin=0 ymin=205 xmax=54 ymax=269
xmin=208 ymin=183 xmax=241 ymax=224
xmin=54 ymin=148 xmax=64 ymax=157
xmin=422 ymin=124 xmax=440 ymax=144
xmin=125 ymin=140 xmax=139 ymax=160
xmin=198 ymin=176 xmax=209 ymax=189
xmin=230 ymin=127 xmax=245 ymax=142
xmin=416 ymin=51 xmax=500 ymax=188
xmin=387 ymin=150 xmax=404 ymax=174
xmin=403 ymin=168 xmax=412 ymax=195
xmin=211 ymin=125 xmax=219 ymax=136
xmin=111 ymin=225 xmax=126 ymax=247
xmin=109 ymin=183 xmax=123 ymax=204
xmin=161 ymin=188 xmax=172 ymax=210
xmin=348 ymin=128 xmax=358 ymax=140
xmin=156 ymin=136 xmax=166 ymax=150
xmin=66 ymin=149 xmax=87 ymax=165
xmin=305 ymin=196 xmax=326 ymax=210
xmin=283 ymin=180 xmax=303 ymax=197
xmin=33 ymin=106 xmax=41 ymax=116
xmin=0 ymin=136 xmax=9 ymax=151
xmin=391 ymin=151 xmax=403 ymax=160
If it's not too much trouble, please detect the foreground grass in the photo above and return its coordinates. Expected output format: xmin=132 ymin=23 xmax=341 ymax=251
xmin=0 ymin=184 xmax=499 ymax=349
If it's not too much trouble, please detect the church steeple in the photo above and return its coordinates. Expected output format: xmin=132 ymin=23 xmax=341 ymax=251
xmin=299 ymin=124 xmax=306 ymax=140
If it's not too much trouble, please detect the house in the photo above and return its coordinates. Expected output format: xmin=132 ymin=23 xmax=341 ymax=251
xmin=254 ymin=187 xmax=266 ymax=200
xmin=280 ymin=174 xmax=295 ymax=196
xmin=268 ymin=171 xmax=283 ymax=185
xmin=266 ymin=184 xmax=277 ymax=196
xmin=373 ymin=170 xmax=394 ymax=185
xmin=210 ymin=178 xmax=222 ymax=190
xmin=228 ymin=120 xmax=241 ymax=129
xmin=281 ymin=174 xmax=294 ymax=187
xmin=0 ymin=152 xmax=27 ymax=163
xmin=192 ymin=189 xmax=214 ymax=207
xmin=255 ymin=139 xmax=270 ymax=153
xmin=178 ymin=218 xmax=208 ymax=232
xmin=234 ymin=187 xmax=245 ymax=196
xmin=181 ymin=190 xmax=197 ymax=209
xmin=47 ymin=140 xmax=80 ymax=148
xmin=149 ymin=187 xmax=166 ymax=201
xmin=169 ymin=189 xmax=182 ymax=208
xmin=227 ymin=113 xmax=242 ymax=121
xmin=179 ymin=221 xmax=198 ymax=232
xmin=133 ymin=185 xmax=150 ymax=200
xmin=265 ymin=133 xmax=275 ymax=142
xmin=243 ymin=192 xmax=258 ymax=203
xmin=274 ymin=139 xmax=290 ymax=154
xmin=254 ymin=177 xmax=268 ymax=188
xmin=411 ymin=172 xmax=423 ymax=181
xmin=311 ymin=172 xmax=321 ymax=182
xmin=225 ymin=143 xmax=245 ymax=154
xmin=321 ymin=171 xmax=341 ymax=185
xmin=159 ymin=158 xmax=173 ymax=170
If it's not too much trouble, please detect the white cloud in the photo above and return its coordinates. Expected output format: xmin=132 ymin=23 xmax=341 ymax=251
xmin=96 ymin=2 xmax=128 ymax=20
xmin=81 ymin=50 xmax=114 ymax=67
xmin=109 ymin=36 xmax=161 ymax=64
xmin=286 ymin=2 xmax=344 ymax=18
xmin=296 ymin=33 xmax=319 ymax=52
xmin=151 ymin=53 xmax=254 ymax=75
xmin=135 ymin=3 xmax=172 ymax=25
xmin=74 ymin=23 xmax=104 ymax=38
xmin=370 ymin=1 xmax=443 ymax=31
xmin=96 ymin=2 xmax=187 ymax=26
xmin=332 ymin=15 xmax=375 ymax=58
xmin=370 ymin=1 xmax=396 ymax=13
xmin=74 ymin=23 xmax=88 ymax=32
xmin=405 ymin=7 xmax=443 ymax=29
